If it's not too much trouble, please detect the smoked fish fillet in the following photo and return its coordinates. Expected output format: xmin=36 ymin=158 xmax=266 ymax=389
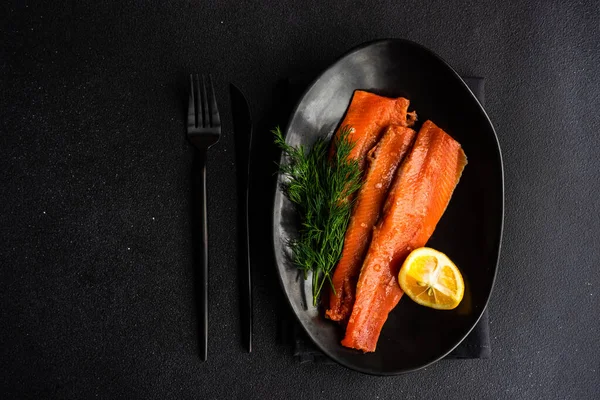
xmin=326 ymin=125 xmax=416 ymax=322
xmin=342 ymin=120 xmax=467 ymax=352
xmin=330 ymin=91 xmax=416 ymax=169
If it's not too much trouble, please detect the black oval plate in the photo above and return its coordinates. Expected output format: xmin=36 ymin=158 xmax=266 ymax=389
xmin=272 ymin=39 xmax=504 ymax=375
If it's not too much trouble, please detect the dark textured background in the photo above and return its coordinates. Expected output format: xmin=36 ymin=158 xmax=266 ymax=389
xmin=1 ymin=0 xmax=599 ymax=398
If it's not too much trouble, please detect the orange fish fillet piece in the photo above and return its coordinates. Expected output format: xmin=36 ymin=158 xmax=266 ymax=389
xmin=326 ymin=125 xmax=416 ymax=322
xmin=342 ymin=120 xmax=467 ymax=352
xmin=330 ymin=91 xmax=416 ymax=169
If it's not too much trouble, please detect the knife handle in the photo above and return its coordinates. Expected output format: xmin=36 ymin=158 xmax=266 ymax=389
xmin=230 ymin=84 xmax=253 ymax=353
xmin=240 ymin=183 xmax=252 ymax=352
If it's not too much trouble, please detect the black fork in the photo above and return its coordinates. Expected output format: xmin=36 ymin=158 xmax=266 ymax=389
xmin=187 ymin=74 xmax=220 ymax=361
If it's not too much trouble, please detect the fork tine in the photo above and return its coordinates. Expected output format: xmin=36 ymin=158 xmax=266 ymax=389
xmin=201 ymin=75 xmax=210 ymax=128
xmin=188 ymin=74 xmax=196 ymax=128
xmin=195 ymin=74 xmax=204 ymax=128
xmin=208 ymin=75 xmax=220 ymax=127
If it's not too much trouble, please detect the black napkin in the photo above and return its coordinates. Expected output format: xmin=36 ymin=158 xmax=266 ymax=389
xmin=278 ymin=76 xmax=491 ymax=363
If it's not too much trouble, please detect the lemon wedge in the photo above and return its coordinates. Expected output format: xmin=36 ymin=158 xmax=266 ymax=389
xmin=398 ymin=247 xmax=464 ymax=310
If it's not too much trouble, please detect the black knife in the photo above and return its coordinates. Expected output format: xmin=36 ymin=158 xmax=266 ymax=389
xmin=230 ymin=84 xmax=253 ymax=353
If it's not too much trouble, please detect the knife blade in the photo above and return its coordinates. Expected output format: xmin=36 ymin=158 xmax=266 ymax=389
xmin=230 ymin=84 xmax=253 ymax=353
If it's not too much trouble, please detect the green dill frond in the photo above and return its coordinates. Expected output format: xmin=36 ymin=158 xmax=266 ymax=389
xmin=274 ymin=125 xmax=363 ymax=306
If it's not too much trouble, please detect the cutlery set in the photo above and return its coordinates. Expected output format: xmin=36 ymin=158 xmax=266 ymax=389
xmin=187 ymin=74 xmax=253 ymax=361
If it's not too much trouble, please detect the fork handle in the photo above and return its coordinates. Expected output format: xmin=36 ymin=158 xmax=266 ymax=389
xmin=197 ymin=150 xmax=209 ymax=362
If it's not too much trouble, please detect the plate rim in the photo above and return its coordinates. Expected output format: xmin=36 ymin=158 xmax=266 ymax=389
xmin=272 ymin=38 xmax=505 ymax=375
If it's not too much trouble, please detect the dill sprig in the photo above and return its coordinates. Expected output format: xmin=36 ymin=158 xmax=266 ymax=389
xmin=274 ymin=126 xmax=362 ymax=306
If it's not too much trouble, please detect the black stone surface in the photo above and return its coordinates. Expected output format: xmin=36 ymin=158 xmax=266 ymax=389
xmin=1 ymin=1 xmax=599 ymax=398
